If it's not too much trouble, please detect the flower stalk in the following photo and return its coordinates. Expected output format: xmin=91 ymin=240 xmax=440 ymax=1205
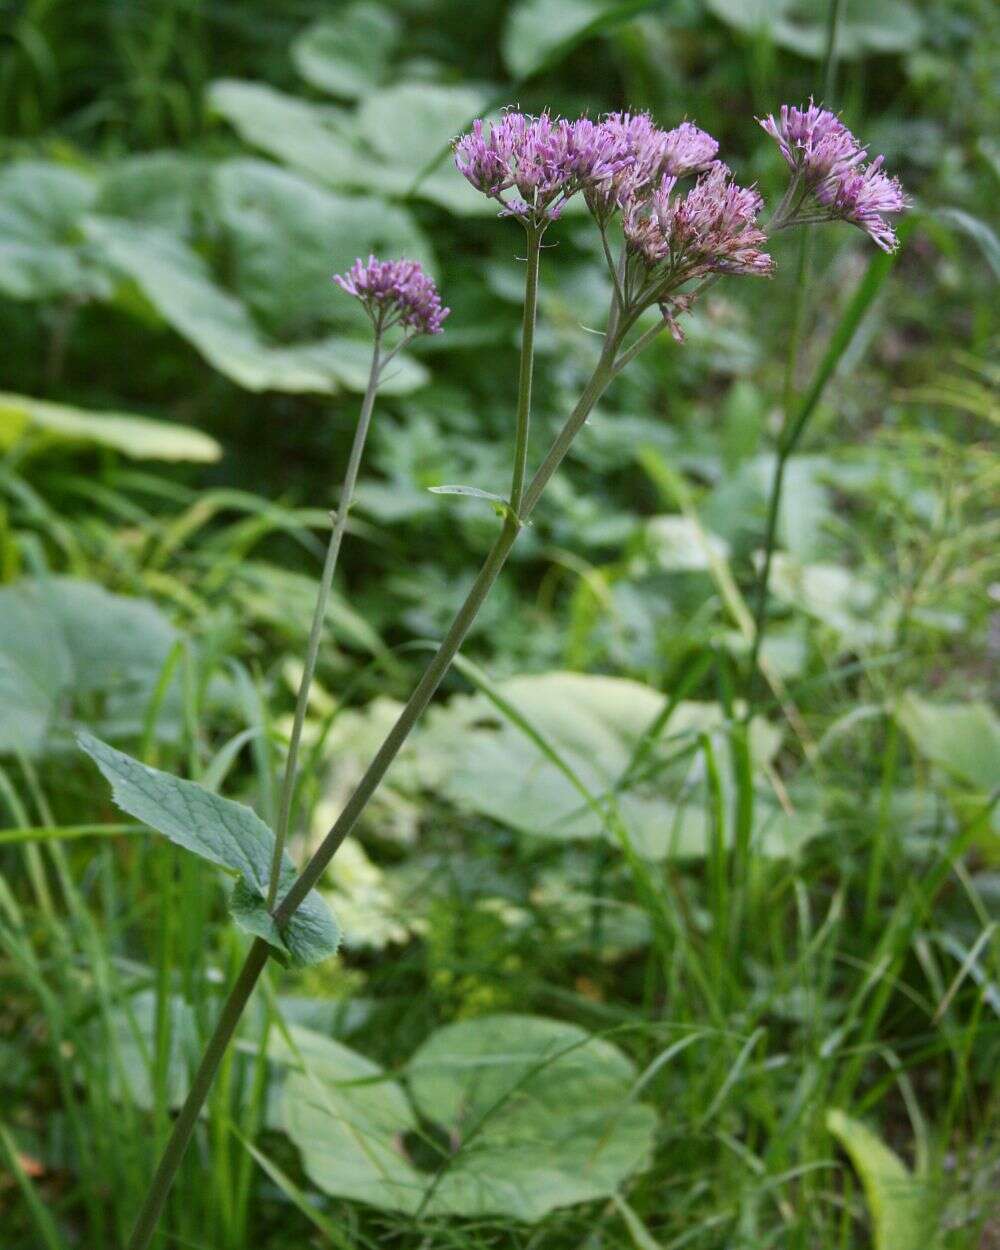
xmin=267 ymin=337 xmax=383 ymax=906
xmin=120 ymin=98 xmax=905 ymax=1250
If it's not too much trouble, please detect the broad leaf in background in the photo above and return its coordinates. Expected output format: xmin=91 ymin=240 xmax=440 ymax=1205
xmin=435 ymin=671 xmax=817 ymax=859
xmin=502 ymin=0 xmax=660 ymax=78
xmin=281 ymin=1013 xmax=656 ymax=1218
xmin=96 ymin=152 xmax=210 ymax=235
xmin=704 ymin=0 xmax=923 ymax=59
xmin=895 ymin=693 xmax=1000 ymax=794
xmin=208 ymin=80 xmax=368 ymax=188
xmin=213 ymin=158 xmax=435 ymax=337
xmin=0 ymin=392 xmax=221 ymax=462
xmin=78 ymin=733 xmax=340 ymax=965
xmin=85 ymin=217 xmax=427 ymax=395
xmin=0 ymin=578 xmax=180 ymax=755
xmin=0 ymin=161 xmax=110 ymax=301
xmin=292 ymin=3 xmax=400 ymax=98
xmin=826 ymin=1109 xmax=930 ymax=1250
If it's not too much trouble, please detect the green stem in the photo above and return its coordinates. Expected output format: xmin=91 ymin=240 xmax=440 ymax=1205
xmin=125 ymin=939 xmax=270 ymax=1250
xmin=125 ymin=313 xmax=628 ymax=1250
xmin=266 ymin=338 xmax=383 ymax=907
xmin=747 ymin=0 xmax=842 ymax=707
xmin=508 ymin=226 xmax=542 ymax=518
xmin=276 ymin=342 xmax=617 ymax=923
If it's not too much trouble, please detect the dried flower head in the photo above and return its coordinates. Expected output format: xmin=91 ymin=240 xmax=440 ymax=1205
xmin=624 ymin=163 xmax=773 ymax=283
xmin=760 ymin=101 xmax=906 ymax=251
xmin=454 ymin=110 xmax=623 ymax=228
xmin=334 ymin=256 xmax=449 ymax=336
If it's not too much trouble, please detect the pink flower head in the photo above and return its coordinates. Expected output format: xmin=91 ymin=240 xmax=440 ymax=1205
xmin=624 ymin=163 xmax=773 ymax=280
xmin=455 ymin=110 xmax=621 ymax=228
xmin=760 ymin=100 xmax=907 ymax=252
xmin=582 ymin=113 xmax=719 ymax=222
xmin=334 ymin=256 xmax=448 ymax=336
xmin=659 ymin=122 xmax=720 ymax=177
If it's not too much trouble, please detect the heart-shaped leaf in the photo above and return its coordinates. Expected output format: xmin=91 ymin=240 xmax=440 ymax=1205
xmin=281 ymin=1013 xmax=656 ymax=1219
xmin=291 ymin=4 xmax=400 ymax=99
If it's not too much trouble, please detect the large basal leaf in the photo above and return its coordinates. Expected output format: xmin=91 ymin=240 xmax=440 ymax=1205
xmin=0 ymin=391 xmax=221 ymax=462
xmin=208 ymin=77 xmax=495 ymax=216
xmin=435 ymin=671 xmax=816 ymax=860
xmin=0 ymin=578 xmax=181 ymax=756
xmin=704 ymin=0 xmax=923 ymax=59
xmin=895 ymin=692 xmax=1000 ymax=794
xmin=0 ymin=160 xmax=111 ymax=301
xmin=502 ymin=0 xmax=659 ymax=78
xmin=281 ymin=1013 xmax=656 ymax=1219
xmin=355 ymin=82 xmax=499 ymax=215
xmin=826 ymin=1110 xmax=930 ymax=1250
xmin=208 ymin=80 xmax=368 ymax=189
xmin=78 ymin=733 xmax=340 ymax=965
xmin=96 ymin=151 xmax=211 ymax=235
xmin=213 ymin=158 xmax=435 ymax=337
xmin=291 ymin=3 xmax=400 ymax=99
xmin=85 ymin=217 xmax=427 ymax=396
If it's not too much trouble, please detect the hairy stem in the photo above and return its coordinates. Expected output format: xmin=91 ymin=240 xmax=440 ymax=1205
xmin=266 ymin=339 xmax=383 ymax=907
xmin=509 ymin=226 xmax=542 ymax=517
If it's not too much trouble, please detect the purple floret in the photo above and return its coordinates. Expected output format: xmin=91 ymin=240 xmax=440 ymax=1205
xmin=334 ymin=256 xmax=449 ymax=336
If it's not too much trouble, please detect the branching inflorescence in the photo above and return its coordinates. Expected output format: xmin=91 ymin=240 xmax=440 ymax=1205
xmin=760 ymin=100 xmax=908 ymax=251
xmin=116 ymin=101 xmax=906 ymax=1250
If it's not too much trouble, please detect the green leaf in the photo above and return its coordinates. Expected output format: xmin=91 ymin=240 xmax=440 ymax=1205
xmin=826 ymin=1110 xmax=930 ymax=1250
xmin=291 ymin=4 xmax=399 ymax=98
xmin=356 ymin=83 xmax=497 ymax=214
xmin=0 ymin=578 xmax=182 ymax=756
xmin=0 ymin=160 xmax=110 ymax=301
xmin=0 ymin=391 xmax=221 ymax=462
xmin=895 ymin=693 xmax=1000 ymax=793
xmin=77 ymin=733 xmax=340 ymax=965
xmin=208 ymin=80 xmax=368 ymax=189
xmin=213 ymin=158 xmax=435 ymax=337
xmin=96 ymin=152 xmax=210 ymax=235
xmin=85 ymin=217 xmax=426 ymax=396
xmin=433 ymin=671 xmax=813 ymax=860
xmin=502 ymin=0 xmax=660 ymax=78
xmin=428 ymin=484 xmax=516 ymax=518
xmin=704 ymin=0 xmax=923 ymax=59
xmin=281 ymin=1013 xmax=656 ymax=1219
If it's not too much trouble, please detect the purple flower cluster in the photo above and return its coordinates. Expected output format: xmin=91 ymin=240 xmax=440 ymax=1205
xmin=582 ymin=113 xmax=719 ymax=222
xmin=454 ymin=108 xmax=720 ymax=231
xmin=454 ymin=111 xmax=623 ymax=228
xmin=624 ymin=163 xmax=773 ymax=280
xmin=760 ymin=101 xmax=906 ymax=251
xmin=455 ymin=108 xmax=768 ymax=308
xmin=334 ymin=255 xmax=449 ymax=336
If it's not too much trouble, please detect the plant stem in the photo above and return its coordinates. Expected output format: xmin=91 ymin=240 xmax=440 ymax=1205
xmin=508 ymin=226 xmax=542 ymax=517
xmin=746 ymin=0 xmax=842 ymax=708
xmin=266 ymin=340 xmax=383 ymax=907
xmin=126 ymin=315 xmax=628 ymax=1250
xmin=276 ymin=341 xmax=617 ymax=922
xmin=125 ymin=939 xmax=270 ymax=1250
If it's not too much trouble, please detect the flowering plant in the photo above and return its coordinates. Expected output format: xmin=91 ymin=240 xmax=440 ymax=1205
xmin=83 ymin=102 xmax=906 ymax=1249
